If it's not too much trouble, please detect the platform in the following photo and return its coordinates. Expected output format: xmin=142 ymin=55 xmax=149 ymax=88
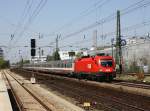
xmin=7 ymin=70 xmax=84 ymax=111
xmin=0 ymin=71 xmax=13 ymax=111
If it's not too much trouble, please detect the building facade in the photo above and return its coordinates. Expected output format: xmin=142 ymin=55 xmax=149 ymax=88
xmin=58 ymin=51 xmax=79 ymax=60
xmin=30 ymin=56 xmax=47 ymax=63
xmin=87 ymin=36 xmax=150 ymax=73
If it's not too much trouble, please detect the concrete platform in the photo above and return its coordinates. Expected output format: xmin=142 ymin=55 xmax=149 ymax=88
xmin=0 ymin=71 xmax=13 ymax=111
xmin=4 ymin=71 xmax=47 ymax=111
xmin=8 ymin=70 xmax=84 ymax=111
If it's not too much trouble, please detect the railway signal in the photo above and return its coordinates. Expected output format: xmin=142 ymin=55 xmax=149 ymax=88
xmin=30 ymin=39 xmax=36 ymax=83
xmin=31 ymin=39 xmax=36 ymax=48
xmin=31 ymin=48 xmax=36 ymax=56
xmin=31 ymin=39 xmax=36 ymax=57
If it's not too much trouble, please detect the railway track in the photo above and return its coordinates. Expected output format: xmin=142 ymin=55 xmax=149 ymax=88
xmin=12 ymin=69 xmax=150 ymax=111
xmin=40 ymin=76 xmax=147 ymax=111
xmin=22 ymin=68 xmax=150 ymax=90
xmin=112 ymin=81 xmax=150 ymax=89
xmin=4 ymin=70 xmax=85 ymax=111
xmin=36 ymin=73 xmax=150 ymax=111
xmin=125 ymin=73 xmax=150 ymax=76
xmin=3 ymin=70 xmax=52 ymax=111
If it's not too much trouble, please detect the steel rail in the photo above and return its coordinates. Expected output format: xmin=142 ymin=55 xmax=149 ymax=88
xmin=113 ymin=81 xmax=150 ymax=89
xmin=3 ymin=70 xmax=52 ymax=111
xmin=19 ymin=69 xmax=147 ymax=111
xmin=40 ymin=74 xmax=147 ymax=111
xmin=2 ymin=71 xmax=23 ymax=111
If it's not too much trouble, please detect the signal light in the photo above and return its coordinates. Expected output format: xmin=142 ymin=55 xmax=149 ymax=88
xmin=31 ymin=39 xmax=36 ymax=48
xmin=31 ymin=49 xmax=36 ymax=56
xmin=31 ymin=39 xmax=36 ymax=57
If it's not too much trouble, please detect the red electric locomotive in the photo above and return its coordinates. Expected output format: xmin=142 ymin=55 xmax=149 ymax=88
xmin=23 ymin=54 xmax=116 ymax=81
xmin=74 ymin=55 xmax=116 ymax=81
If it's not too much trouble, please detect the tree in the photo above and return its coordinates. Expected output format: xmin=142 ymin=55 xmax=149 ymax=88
xmin=46 ymin=55 xmax=53 ymax=61
xmin=53 ymin=50 xmax=61 ymax=60
xmin=75 ymin=52 xmax=83 ymax=58
xmin=0 ymin=58 xmax=10 ymax=69
xmin=23 ymin=60 xmax=30 ymax=64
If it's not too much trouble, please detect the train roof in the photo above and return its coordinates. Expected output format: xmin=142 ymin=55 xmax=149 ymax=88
xmin=76 ymin=55 xmax=113 ymax=61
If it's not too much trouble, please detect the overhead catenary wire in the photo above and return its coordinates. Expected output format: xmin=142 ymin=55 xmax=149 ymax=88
xmin=59 ymin=19 xmax=150 ymax=49
xmin=58 ymin=0 xmax=150 ymax=42
xmin=8 ymin=0 xmax=33 ymax=49
xmin=46 ymin=17 xmax=150 ymax=51
xmin=7 ymin=0 xmax=47 ymax=60
xmin=13 ymin=0 xmax=31 ymax=36
xmin=9 ymin=0 xmax=47 ymax=50
xmin=4 ymin=0 xmax=150 ymax=61
xmin=7 ymin=0 xmax=34 ymax=59
xmin=13 ymin=0 xmax=47 ymax=44
xmin=51 ymin=0 xmax=111 ymax=35
xmin=42 ymin=0 xmax=150 ymax=51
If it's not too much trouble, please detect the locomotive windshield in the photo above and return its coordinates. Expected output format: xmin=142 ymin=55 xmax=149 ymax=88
xmin=100 ymin=60 xmax=113 ymax=67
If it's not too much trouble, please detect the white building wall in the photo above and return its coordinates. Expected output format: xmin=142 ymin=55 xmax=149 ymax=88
xmin=30 ymin=56 xmax=47 ymax=63
xmin=59 ymin=51 xmax=80 ymax=60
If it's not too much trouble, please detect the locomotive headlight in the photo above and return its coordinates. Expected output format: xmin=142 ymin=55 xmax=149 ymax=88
xmin=106 ymin=69 xmax=110 ymax=72
xmin=99 ymin=69 xmax=103 ymax=72
xmin=99 ymin=60 xmax=101 ymax=64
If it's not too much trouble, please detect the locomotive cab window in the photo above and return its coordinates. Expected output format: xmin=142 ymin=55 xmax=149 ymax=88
xmin=100 ymin=60 xmax=113 ymax=67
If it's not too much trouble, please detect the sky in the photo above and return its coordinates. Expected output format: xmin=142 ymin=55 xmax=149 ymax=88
xmin=0 ymin=0 xmax=150 ymax=63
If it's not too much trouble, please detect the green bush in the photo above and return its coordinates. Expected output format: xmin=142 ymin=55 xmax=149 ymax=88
xmin=129 ymin=61 xmax=139 ymax=73
xmin=0 ymin=58 xmax=10 ymax=69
